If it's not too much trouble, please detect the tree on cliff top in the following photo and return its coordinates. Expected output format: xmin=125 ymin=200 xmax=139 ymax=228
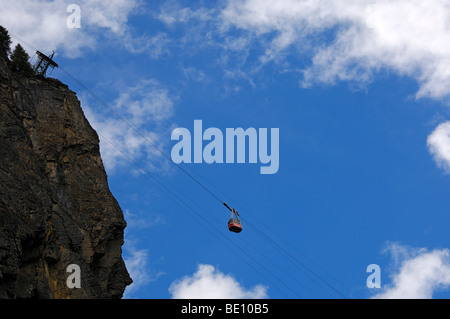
xmin=10 ymin=44 xmax=34 ymax=74
xmin=0 ymin=26 xmax=12 ymax=60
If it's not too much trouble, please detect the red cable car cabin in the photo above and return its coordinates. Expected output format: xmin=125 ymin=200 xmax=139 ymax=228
xmin=224 ymin=203 xmax=242 ymax=233
xmin=228 ymin=217 xmax=242 ymax=233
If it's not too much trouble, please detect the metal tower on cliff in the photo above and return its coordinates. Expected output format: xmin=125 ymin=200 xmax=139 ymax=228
xmin=34 ymin=50 xmax=58 ymax=77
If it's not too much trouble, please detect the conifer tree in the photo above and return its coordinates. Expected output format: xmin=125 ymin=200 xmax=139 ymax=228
xmin=0 ymin=25 xmax=12 ymax=60
xmin=10 ymin=43 xmax=34 ymax=74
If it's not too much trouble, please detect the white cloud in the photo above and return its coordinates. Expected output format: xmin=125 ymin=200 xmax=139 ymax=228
xmin=79 ymin=0 xmax=139 ymax=35
xmin=220 ymin=0 xmax=450 ymax=100
xmin=123 ymin=247 xmax=149 ymax=297
xmin=169 ymin=264 xmax=268 ymax=299
xmin=0 ymin=0 xmax=140 ymax=57
xmin=182 ymin=66 xmax=208 ymax=83
xmin=123 ymin=245 xmax=165 ymax=298
xmin=7 ymin=0 xmax=450 ymax=100
xmin=372 ymin=243 xmax=450 ymax=299
xmin=82 ymin=79 xmax=175 ymax=173
xmin=123 ymin=32 xmax=171 ymax=59
xmin=427 ymin=121 xmax=450 ymax=173
xmin=124 ymin=209 xmax=165 ymax=229
xmin=115 ymin=80 xmax=174 ymax=124
xmin=123 ymin=211 xmax=166 ymax=299
xmin=157 ymin=4 xmax=214 ymax=26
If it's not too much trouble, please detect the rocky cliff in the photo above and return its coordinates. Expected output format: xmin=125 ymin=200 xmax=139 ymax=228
xmin=0 ymin=55 xmax=132 ymax=298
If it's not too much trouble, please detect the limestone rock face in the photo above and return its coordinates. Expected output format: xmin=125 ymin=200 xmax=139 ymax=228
xmin=0 ymin=56 xmax=131 ymax=298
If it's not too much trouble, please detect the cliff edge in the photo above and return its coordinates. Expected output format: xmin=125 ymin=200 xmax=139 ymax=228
xmin=0 ymin=55 xmax=132 ymax=298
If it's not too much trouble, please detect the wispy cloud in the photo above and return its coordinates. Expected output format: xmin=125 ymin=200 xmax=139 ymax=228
xmin=181 ymin=66 xmax=208 ymax=83
xmin=145 ymin=0 xmax=450 ymax=101
xmin=122 ymin=208 xmax=166 ymax=298
xmin=220 ymin=0 xmax=450 ymax=100
xmin=157 ymin=4 xmax=214 ymax=26
xmin=0 ymin=0 xmax=141 ymax=57
xmin=82 ymin=79 xmax=175 ymax=173
xmin=124 ymin=209 xmax=165 ymax=230
xmin=154 ymin=1 xmax=450 ymax=173
xmin=169 ymin=264 xmax=268 ymax=299
xmin=123 ymin=32 xmax=172 ymax=59
xmin=123 ymin=244 xmax=165 ymax=298
xmin=372 ymin=243 xmax=450 ymax=299
xmin=8 ymin=0 xmax=450 ymax=100
xmin=427 ymin=121 xmax=450 ymax=173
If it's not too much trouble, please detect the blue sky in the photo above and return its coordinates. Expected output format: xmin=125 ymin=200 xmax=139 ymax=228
xmin=4 ymin=0 xmax=450 ymax=299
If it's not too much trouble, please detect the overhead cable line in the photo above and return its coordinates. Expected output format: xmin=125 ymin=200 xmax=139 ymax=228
xmin=97 ymin=131 xmax=302 ymax=298
xmin=10 ymin=33 xmax=351 ymax=298
xmin=57 ymin=60 xmax=348 ymax=300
